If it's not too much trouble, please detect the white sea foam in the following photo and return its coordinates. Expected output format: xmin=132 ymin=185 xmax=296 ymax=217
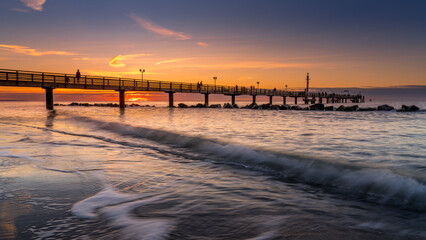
xmin=100 ymin=197 xmax=174 ymax=240
xmin=71 ymin=116 xmax=426 ymax=211
xmin=71 ymin=187 xmax=141 ymax=219
xmin=72 ymin=186 xmax=173 ymax=240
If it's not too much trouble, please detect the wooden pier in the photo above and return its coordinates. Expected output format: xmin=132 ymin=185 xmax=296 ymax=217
xmin=0 ymin=69 xmax=364 ymax=109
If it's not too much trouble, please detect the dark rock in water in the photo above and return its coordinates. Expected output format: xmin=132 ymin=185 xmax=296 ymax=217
xmin=195 ymin=103 xmax=206 ymax=108
xmin=336 ymin=105 xmax=346 ymax=111
xmin=208 ymin=104 xmax=221 ymax=108
xmin=245 ymin=103 xmax=258 ymax=109
xmin=232 ymin=104 xmax=239 ymax=109
xmin=259 ymin=104 xmax=271 ymax=109
xmin=358 ymin=107 xmax=376 ymax=111
xmin=129 ymin=103 xmax=140 ymax=107
xmin=80 ymin=103 xmax=90 ymax=106
xmin=178 ymin=103 xmax=188 ymax=108
xmin=309 ymin=103 xmax=324 ymax=111
xmin=377 ymin=104 xmax=394 ymax=111
xmin=269 ymin=105 xmax=281 ymax=110
xmin=280 ymin=104 xmax=291 ymax=110
xmin=303 ymin=107 xmax=309 ymax=110
xmin=69 ymin=102 xmax=79 ymax=106
xmin=397 ymin=105 xmax=419 ymax=112
xmin=291 ymin=105 xmax=302 ymax=110
xmin=324 ymin=106 xmax=335 ymax=111
xmin=343 ymin=105 xmax=358 ymax=112
xmin=223 ymin=103 xmax=234 ymax=108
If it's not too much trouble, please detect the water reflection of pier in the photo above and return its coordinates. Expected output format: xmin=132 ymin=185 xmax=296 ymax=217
xmin=0 ymin=69 xmax=365 ymax=109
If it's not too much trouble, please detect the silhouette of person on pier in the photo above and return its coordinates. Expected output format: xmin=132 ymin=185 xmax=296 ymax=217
xmin=76 ymin=69 xmax=81 ymax=83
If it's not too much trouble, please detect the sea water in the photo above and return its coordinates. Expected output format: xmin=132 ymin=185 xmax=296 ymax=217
xmin=0 ymin=101 xmax=425 ymax=239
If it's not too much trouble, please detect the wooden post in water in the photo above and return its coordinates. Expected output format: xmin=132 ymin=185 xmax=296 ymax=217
xmin=294 ymin=97 xmax=298 ymax=104
xmin=203 ymin=93 xmax=210 ymax=107
xmin=167 ymin=91 xmax=174 ymax=107
xmin=283 ymin=96 xmax=287 ymax=105
xmin=269 ymin=95 xmax=273 ymax=105
xmin=44 ymin=87 xmax=54 ymax=110
xmin=118 ymin=90 xmax=125 ymax=109
xmin=252 ymin=95 xmax=257 ymax=105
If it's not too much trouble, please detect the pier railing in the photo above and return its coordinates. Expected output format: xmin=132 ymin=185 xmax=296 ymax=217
xmin=0 ymin=69 xmax=363 ymax=100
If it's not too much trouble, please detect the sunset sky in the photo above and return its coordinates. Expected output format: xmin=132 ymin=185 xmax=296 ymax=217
xmin=0 ymin=0 xmax=425 ymax=101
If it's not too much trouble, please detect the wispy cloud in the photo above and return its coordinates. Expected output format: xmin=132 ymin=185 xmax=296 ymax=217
xmin=109 ymin=53 xmax=152 ymax=68
xmin=197 ymin=42 xmax=209 ymax=47
xmin=129 ymin=14 xmax=192 ymax=40
xmin=155 ymin=58 xmax=189 ymax=65
xmin=86 ymin=70 xmax=162 ymax=78
xmin=20 ymin=0 xmax=46 ymax=11
xmin=12 ymin=8 xmax=30 ymax=13
xmin=170 ymin=61 xmax=315 ymax=70
xmin=0 ymin=44 xmax=76 ymax=56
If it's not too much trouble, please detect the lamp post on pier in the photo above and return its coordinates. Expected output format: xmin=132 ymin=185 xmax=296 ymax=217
xmin=213 ymin=76 xmax=217 ymax=92
xmin=256 ymin=81 xmax=259 ymax=94
xmin=139 ymin=68 xmax=145 ymax=81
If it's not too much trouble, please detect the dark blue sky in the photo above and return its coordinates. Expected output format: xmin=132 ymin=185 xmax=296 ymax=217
xmin=1 ymin=0 xmax=425 ymax=89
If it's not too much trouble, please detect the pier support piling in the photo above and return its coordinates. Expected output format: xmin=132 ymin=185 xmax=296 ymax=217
xmin=203 ymin=93 xmax=210 ymax=107
xmin=269 ymin=96 xmax=273 ymax=105
xmin=118 ymin=90 xmax=126 ymax=109
xmin=44 ymin=87 xmax=54 ymax=110
xmin=283 ymin=96 xmax=287 ymax=105
xmin=231 ymin=95 xmax=236 ymax=105
xmin=294 ymin=97 xmax=298 ymax=104
xmin=166 ymin=91 xmax=174 ymax=107
xmin=252 ymin=95 xmax=257 ymax=105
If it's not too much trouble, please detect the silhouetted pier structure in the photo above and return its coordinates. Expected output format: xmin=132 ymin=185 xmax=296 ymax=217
xmin=0 ymin=69 xmax=364 ymax=109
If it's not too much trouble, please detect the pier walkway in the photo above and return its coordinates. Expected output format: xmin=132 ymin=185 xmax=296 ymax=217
xmin=0 ymin=69 xmax=364 ymax=109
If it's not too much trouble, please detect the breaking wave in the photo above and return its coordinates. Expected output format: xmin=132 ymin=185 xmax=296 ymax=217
xmin=69 ymin=116 xmax=426 ymax=212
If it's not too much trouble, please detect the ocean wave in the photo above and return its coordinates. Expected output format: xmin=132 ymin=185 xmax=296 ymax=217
xmin=69 ymin=116 xmax=426 ymax=211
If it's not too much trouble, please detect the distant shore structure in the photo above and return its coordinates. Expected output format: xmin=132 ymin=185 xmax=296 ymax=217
xmin=0 ymin=69 xmax=364 ymax=110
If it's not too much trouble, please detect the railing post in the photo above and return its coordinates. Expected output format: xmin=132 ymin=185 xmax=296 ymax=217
xmin=134 ymin=79 xmax=136 ymax=89
xmin=6 ymin=72 xmax=8 ymax=81
xmin=53 ymin=75 xmax=56 ymax=84
xmin=84 ymin=76 xmax=87 ymax=88
xmin=180 ymin=83 xmax=182 ymax=92
xmin=91 ymin=78 xmax=93 ymax=85
xmin=159 ymin=81 xmax=161 ymax=91
xmin=170 ymin=82 xmax=172 ymax=91
xmin=103 ymin=77 xmax=105 ymax=89
xmin=31 ymin=74 xmax=34 ymax=82
xmin=42 ymin=73 xmax=45 ymax=84
xmin=147 ymin=81 xmax=150 ymax=90
xmin=190 ymin=83 xmax=192 ymax=92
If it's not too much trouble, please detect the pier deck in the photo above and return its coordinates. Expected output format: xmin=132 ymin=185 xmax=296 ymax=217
xmin=0 ymin=69 xmax=364 ymax=109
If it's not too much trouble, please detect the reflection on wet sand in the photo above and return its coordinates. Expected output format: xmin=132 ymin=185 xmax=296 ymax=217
xmin=0 ymin=194 xmax=33 ymax=239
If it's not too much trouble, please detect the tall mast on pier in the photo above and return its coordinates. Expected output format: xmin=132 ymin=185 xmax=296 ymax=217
xmin=306 ymin=72 xmax=310 ymax=94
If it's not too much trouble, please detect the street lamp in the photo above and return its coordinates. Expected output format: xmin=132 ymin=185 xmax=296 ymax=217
xmin=139 ymin=69 xmax=145 ymax=81
xmin=213 ymin=76 xmax=217 ymax=91
xmin=285 ymin=85 xmax=288 ymax=92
